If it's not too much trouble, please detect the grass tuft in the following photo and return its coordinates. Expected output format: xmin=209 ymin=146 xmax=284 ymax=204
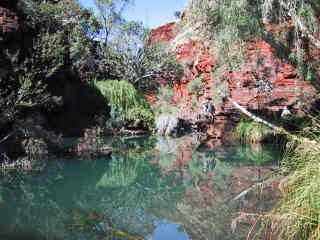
xmin=235 ymin=121 xmax=272 ymax=143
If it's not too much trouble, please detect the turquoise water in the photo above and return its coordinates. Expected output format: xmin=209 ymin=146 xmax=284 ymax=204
xmin=0 ymin=136 xmax=283 ymax=240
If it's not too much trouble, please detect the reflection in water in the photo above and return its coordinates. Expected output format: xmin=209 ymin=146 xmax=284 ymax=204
xmin=0 ymin=136 xmax=283 ymax=240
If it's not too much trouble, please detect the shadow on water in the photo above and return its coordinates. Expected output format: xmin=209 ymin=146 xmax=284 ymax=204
xmin=0 ymin=135 xmax=283 ymax=240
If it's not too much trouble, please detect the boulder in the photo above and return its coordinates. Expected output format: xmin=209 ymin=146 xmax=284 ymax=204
xmin=155 ymin=114 xmax=183 ymax=137
xmin=0 ymin=112 xmax=63 ymax=161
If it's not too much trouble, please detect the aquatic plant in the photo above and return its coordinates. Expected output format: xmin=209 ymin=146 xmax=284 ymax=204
xmin=235 ymin=121 xmax=272 ymax=143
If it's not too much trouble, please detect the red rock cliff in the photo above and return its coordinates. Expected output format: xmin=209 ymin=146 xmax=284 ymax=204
xmin=150 ymin=5 xmax=319 ymax=139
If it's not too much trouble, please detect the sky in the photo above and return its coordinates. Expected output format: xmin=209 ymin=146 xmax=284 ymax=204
xmin=78 ymin=0 xmax=189 ymax=29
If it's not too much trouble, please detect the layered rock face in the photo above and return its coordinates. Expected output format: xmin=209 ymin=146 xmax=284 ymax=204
xmin=151 ymin=1 xmax=319 ymax=138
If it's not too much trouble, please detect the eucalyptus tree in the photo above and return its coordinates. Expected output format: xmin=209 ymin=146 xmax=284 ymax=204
xmin=99 ymin=20 xmax=183 ymax=90
xmin=93 ymin=0 xmax=134 ymax=43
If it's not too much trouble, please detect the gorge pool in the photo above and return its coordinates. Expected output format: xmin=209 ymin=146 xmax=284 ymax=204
xmin=0 ymin=135 xmax=283 ymax=240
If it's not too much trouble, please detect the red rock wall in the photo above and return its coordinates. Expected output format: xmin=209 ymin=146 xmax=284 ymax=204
xmin=150 ymin=19 xmax=320 ymax=139
xmin=151 ymin=21 xmax=318 ymax=115
xmin=150 ymin=22 xmax=176 ymax=45
xmin=0 ymin=0 xmax=20 ymax=39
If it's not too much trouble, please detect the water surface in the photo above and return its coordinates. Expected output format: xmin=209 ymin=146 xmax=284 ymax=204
xmin=0 ymin=135 xmax=282 ymax=240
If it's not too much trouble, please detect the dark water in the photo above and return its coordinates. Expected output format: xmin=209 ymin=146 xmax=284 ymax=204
xmin=0 ymin=136 xmax=283 ymax=240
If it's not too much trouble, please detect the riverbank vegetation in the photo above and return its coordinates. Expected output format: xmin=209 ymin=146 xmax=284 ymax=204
xmin=0 ymin=0 xmax=182 ymax=140
xmin=93 ymin=80 xmax=155 ymax=132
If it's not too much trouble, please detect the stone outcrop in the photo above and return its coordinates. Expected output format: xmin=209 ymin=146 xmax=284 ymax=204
xmin=0 ymin=112 xmax=64 ymax=164
xmin=150 ymin=22 xmax=176 ymax=45
xmin=150 ymin=2 xmax=320 ymax=139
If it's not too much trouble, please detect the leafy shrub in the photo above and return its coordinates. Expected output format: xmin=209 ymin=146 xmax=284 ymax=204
xmin=173 ymin=19 xmax=187 ymax=35
xmin=152 ymin=85 xmax=179 ymax=116
xmin=126 ymin=107 xmax=155 ymax=131
xmin=157 ymin=85 xmax=175 ymax=103
xmin=191 ymin=96 xmax=200 ymax=112
xmin=288 ymin=52 xmax=299 ymax=66
xmin=192 ymin=0 xmax=262 ymax=67
xmin=280 ymin=114 xmax=311 ymax=133
xmin=94 ymin=80 xmax=149 ymax=112
xmin=187 ymin=76 xmax=206 ymax=98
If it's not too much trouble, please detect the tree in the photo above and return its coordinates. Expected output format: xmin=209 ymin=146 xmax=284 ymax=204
xmin=97 ymin=20 xmax=183 ymax=90
xmin=114 ymin=41 xmax=183 ymax=90
xmin=93 ymin=0 xmax=134 ymax=43
xmin=174 ymin=10 xmax=181 ymax=19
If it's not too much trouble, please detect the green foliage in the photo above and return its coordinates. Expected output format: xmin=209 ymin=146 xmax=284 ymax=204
xmin=30 ymin=31 xmax=68 ymax=79
xmin=126 ymin=107 xmax=155 ymax=131
xmin=187 ymin=76 xmax=206 ymax=98
xmin=94 ymin=80 xmax=148 ymax=112
xmin=251 ymin=114 xmax=320 ymax=239
xmin=195 ymin=0 xmax=262 ymax=67
xmin=288 ymin=52 xmax=299 ymax=66
xmin=96 ymin=155 xmax=139 ymax=188
xmin=93 ymin=0 xmax=134 ymax=43
xmin=94 ymin=80 xmax=155 ymax=131
xmin=18 ymin=0 xmax=102 ymax=77
xmin=16 ymin=71 xmax=49 ymax=107
xmin=0 ymin=29 xmax=68 ymax=114
xmin=174 ymin=10 xmax=182 ymax=19
xmin=20 ymin=0 xmax=100 ymax=34
xmin=0 ymin=0 xmax=103 ymax=122
xmin=156 ymin=85 xmax=175 ymax=103
xmin=236 ymin=121 xmax=272 ymax=143
xmin=152 ymin=102 xmax=179 ymax=116
xmin=280 ymin=114 xmax=311 ymax=133
xmin=108 ymin=35 xmax=184 ymax=89
xmin=256 ymin=141 xmax=320 ymax=240
xmin=152 ymin=85 xmax=179 ymax=116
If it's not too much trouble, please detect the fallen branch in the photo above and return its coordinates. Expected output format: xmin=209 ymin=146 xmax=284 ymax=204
xmin=232 ymin=174 xmax=280 ymax=201
xmin=226 ymin=96 xmax=318 ymax=146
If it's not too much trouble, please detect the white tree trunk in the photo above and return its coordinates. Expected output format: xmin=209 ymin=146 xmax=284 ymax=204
xmin=226 ymin=97 xmax=318 ymax=146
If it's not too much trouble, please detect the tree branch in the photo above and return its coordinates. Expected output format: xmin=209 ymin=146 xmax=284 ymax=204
xmin=226 ymin=96 xmax=318 ymax=146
